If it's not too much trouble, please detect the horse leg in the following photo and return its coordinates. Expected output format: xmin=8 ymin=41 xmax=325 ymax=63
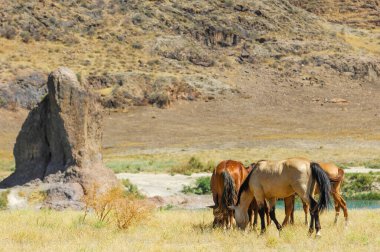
xmin=314 ymin=207 xmax=322 ymax=237
xmin=255 ymin=190 xmax=267 ymax=234
xmin=229 ymin=209 xmax=235 ymax=229
xmin=308 ymin=197 xmax=317 ymax=235
xmin=265 ymin=200 xmax=271 ymax=226
xmin=340 ymin=196 xmax=349 ymax=225
xmin=282 ymin=195 xmax=294 ymax=226
xmin=258 ymin=204 xmax=266 ymax=234
xmin=253 ymin=204 xmax=258 ymax=228
xmin=335 ymin=182 xmax=349 ymax=225
xmin=332 ymin=192 xmax=340 ymax=224
xmin=267 ymin=198 xmax=282 ymax=232
xmin=290 ymin=195 xmax=295 ymax=225
xmin=248 ymin=203 xmax=253 ymax=228
xmin=303 ymin=201 xmax=309 ymax=226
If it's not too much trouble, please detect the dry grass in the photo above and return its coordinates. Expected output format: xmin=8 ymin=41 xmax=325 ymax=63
xmin=0 ymin=209 xmax=378 ymax=251
xmin=338 ymin=32 xmax=380 ymax=56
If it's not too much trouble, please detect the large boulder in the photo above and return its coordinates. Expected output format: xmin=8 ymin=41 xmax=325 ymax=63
xmin=0 ymin=67 xmax=118 ymax=205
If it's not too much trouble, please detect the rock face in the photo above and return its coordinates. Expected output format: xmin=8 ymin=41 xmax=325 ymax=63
xmin=0 ymin=67 xmax=118 ymax=203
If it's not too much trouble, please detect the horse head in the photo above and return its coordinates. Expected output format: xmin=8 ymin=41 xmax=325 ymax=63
xmin=228 ymin=204 xmax=249 ymax=229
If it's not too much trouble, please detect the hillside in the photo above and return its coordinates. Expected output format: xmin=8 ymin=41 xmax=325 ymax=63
xmin=0 ymin=0 xmax=380 ymax=174
xmin=0 ymin=0 xmax=378 ymax=109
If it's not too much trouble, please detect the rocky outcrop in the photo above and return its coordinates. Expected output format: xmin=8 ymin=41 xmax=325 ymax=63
xmin=0 ymin=67 xmax=118 ymax=207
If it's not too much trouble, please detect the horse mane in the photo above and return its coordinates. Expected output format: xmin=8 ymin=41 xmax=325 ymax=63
xmin=237 ymin=160 xmax=265 ymax=205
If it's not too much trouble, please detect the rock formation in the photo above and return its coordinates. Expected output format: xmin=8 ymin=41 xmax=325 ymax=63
xmin=0 ymin=67 xmax=118 ymax=207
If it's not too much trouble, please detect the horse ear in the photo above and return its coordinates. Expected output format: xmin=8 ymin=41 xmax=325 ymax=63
xmin=207 ymin=205 xmax=218 ymax=209
xmin=228 ymin=205 xmax=236 ymax=210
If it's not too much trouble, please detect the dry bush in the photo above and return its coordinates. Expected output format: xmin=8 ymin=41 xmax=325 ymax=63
xmin=113 ymin=197 xmax=152 ymax=230
xmin=82 ymin=184 xmax=153 ymax=230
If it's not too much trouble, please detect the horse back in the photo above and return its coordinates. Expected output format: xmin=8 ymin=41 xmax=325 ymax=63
xmin=211 ymin=160 xmax=248 ymax=201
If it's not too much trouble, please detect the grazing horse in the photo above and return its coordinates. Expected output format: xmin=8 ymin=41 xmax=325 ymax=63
xmin=209 ymin=160 xmax=249 ymax=228
xmin=229 ymin=158 xmax=331 ymax=237
xmin=283 ymin=163 xmax=348 ymax=226
xmin=209 ymin=161 xmax=270 ymax=229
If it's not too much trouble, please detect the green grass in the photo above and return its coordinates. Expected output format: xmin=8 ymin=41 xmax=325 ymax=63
xmin=120 ymin=179 xmax=145 ymax=199
xmin=0 ymin=190 xmax=9 ymax=210
xmin=342 ymin=173 xmax=380 ymax=200
xmin=182 ymin=176 xmax=211 ymax=195
xmin=336 ymin=159 xmax=380 ymax=169
xmin=105 ymin=158 xmax=179 ymax=173
xmin=105 ymin=156 xmax=216 ymax=175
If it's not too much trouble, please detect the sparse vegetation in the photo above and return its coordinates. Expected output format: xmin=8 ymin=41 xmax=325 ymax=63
xmin=182 ymin=176 xmax=211 ymax=195
xmin=342 ymin=173 xmax=380 ymax=200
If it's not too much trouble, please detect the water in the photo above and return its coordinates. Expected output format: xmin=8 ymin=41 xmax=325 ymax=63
xmin=276 ymin=200 xmax=380 ymax=210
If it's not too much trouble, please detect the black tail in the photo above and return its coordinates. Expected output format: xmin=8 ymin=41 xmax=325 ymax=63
xmin=310 ymin=162 xmax=331 ymax=212
xmin=221 ymin=171 xmax=236 ymax=210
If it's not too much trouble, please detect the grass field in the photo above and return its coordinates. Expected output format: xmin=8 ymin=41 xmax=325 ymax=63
xmin=0 ymin=209 xmax=378 ymax=251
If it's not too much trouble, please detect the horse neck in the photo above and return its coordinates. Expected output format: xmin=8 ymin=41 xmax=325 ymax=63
xmin=239 ymin=189 xmax=253 ymax=212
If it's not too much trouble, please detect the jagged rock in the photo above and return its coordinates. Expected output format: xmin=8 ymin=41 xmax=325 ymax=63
xmin=0 ymin=67 xmax=118 ymax=208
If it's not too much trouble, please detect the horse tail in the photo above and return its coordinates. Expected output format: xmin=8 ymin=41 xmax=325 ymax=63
xmin=310 ymin=162 xmax=331 ymax=212
xmin=329 ymin=168 xmax=345 ymax=183
xmin=221 ymin=171 xmax=236 ymax=211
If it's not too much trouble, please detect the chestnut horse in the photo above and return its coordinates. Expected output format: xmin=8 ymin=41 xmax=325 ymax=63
xmin=209 ymin=160 xmax=269 ymax=229
xmin=283 ymin=163 xmax=348 ymax=226
xmin=230 ymin=158 xmax=331 ymax=237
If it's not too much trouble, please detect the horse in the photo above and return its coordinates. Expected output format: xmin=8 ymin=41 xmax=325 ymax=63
xmin=283 ymin=163 xmax=347 ymax=226
xmin=246 ymin=164 xmax=271 ymax=228
xmin=209 ymin=160 xmax=249 ymax=228
xmin=209 ymin=160 xmax=270 ymax=229
xmin=229 ymin=158 xmax=331 ymax=237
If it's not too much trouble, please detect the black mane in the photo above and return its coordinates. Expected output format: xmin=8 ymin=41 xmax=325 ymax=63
xmin=237 ymin=161 xmax=265 ymax=205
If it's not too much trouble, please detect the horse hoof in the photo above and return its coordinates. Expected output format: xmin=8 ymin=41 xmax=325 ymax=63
xmin=315 ymin=231 xmax=321 ymax=238
xmin=308 ymin=229 xmax=314 ymax=236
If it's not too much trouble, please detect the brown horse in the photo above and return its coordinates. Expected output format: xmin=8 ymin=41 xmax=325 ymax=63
xmin=209 ymin=160 xmax=249 ymax=228
xmin=230 ymin=158 xmax=331 ymax=237
xmin=209 ymin=160 xmax=270 ymax=229
xmin=283 ymin=163 xmax=348 ymax=226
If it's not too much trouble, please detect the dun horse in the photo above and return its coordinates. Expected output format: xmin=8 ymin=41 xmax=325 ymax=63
xmin=209 ymin=160 xmax=269 ymax=229
xmin=283 ymin=162 xmax=348 ymax=226
xmin=229 ymin=158 xmax=331 ymax=237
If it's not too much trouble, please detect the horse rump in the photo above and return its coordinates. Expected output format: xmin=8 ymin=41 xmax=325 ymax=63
xmin=329 ymin=168 xmax=345 ymax=183
xmin=310 ymin=162 xmax=331 ymax=212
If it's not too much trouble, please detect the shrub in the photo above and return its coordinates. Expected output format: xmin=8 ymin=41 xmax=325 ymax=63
xmin=171 ymin=157 xmax=215 ymax=175
xmin=82 ymin=184 xmax=152 ymax=230
xmin=0 ymin=25 xmax=17 ymax=39
xmin=132 ymin=42 xmax=143 ymax=49
xmin=148 ymin=92 xmax=170 ymax=108
xmin=182 ymin=176 xmax=211 ymax=195
xmin=20 ymin=31 xmax=31 ymax=43
xmin=113 ymin=197 xmax=152 ymax=230
xmin=132 ymin=14 xmax=144 ymax=25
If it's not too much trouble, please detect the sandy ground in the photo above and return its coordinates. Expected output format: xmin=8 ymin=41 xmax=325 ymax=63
xmin=116 ymin=167 xmax=379 ymax=209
